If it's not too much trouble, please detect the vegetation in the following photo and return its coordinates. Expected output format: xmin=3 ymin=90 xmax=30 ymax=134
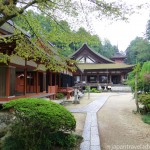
xmin=142 ymin=113 xmax=150 ymax=125
xmin=127 ymin=62 xmax=150 ymax=93
xmin=84 ymin=86 xmax=100 ymax=93
xmin=0 ymin=0 xmax=135 ymax=71
xmin=56 ymin=92 xmax=65 ymax=99
xmin=2 ymin=98 xmax=77 ymax=149
xmin=126 ymin=37 xmax=150 ymax=64
xmin=138 ymin=93 xmax=150 ymax=113
xmin=126 ymin=18 xmax=150 ymax=64
xmin=90 ymin=88 xmax=101 ymax=93
xmin=0 ymin=0 xmax=132 ymax=27
xmin=127 ymin=61 xmax=150 ymax=124
xmin=12 ymin=11 xmax=118 ymax=58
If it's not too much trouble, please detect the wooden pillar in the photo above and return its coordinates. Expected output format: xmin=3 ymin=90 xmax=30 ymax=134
xmin=6 ymin=66 xmax=10 ymax=97
xmin=121 ymin=73 xmax=124 ymax=83
xmin=54 ymin=72 xmax=56 ymax=85
xmin=81 ymin=73 xmax=82 ymax=83
xmin=24 ymin=68 xmax=27 ymax=95
xmin=97 ymin=73 xmax=99 ymax=83
xmin=43 ymin=72 xmax=46 ymax=92
xmin=59 ymin=73 xmax=61 ymax=87
xmin=50 ymin=72 xmax=52 ymax=86
xmin=109 ymin=74 xmax=112 ymax=83
xmin=24 ymin=60 xmax=27 ymax=95
xmin=0 ymin=65 xmax=16 ymax=98
xmin=36 ymin=71 xmax=39 ymax=93
xmin=85 ymin=73 xmax=87 ymax=83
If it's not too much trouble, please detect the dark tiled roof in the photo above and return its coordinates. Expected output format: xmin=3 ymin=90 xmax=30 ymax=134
xmin=0 ymin=21 xmax=31 ymax=37
xmin=70 ymin=43 xmax=114 ymax=63
xmin=111 ymin=52 xmax=126 ymax=59
xmin=10 ymin=55 xmax=46 ymax=71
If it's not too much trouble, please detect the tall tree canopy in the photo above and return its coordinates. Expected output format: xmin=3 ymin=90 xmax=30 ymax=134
xmin=126 ymin=37 xmax=150 ymax=64
xmin=13 ymin=11 xmax=117 ymax=58
xmin=102 ymin=39 xmax=118 ymax=58
xmin=0 ymin=0 xmax=132 ymax=71
xmin=0 ymin=0 xmax=131 ymax=27
xmin=146 ymin=19 xmax=150 ymax=40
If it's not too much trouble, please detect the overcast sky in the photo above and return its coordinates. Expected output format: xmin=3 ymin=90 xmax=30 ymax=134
xmin=91 ymin=0 xmax=150 ymax=52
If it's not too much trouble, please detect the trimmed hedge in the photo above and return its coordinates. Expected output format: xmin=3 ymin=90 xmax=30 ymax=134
xmin=2 ymin=98 xmax=76 ymax=149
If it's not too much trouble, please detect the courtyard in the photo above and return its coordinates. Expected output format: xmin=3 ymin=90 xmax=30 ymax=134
xmin=65 ymin=93 xmax=150 ymax=150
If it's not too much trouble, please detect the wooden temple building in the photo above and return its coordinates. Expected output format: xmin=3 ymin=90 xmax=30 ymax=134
xmin=0 ymin=21 xmax=74 ymax=102
xmin=70 ymin=43 xmax=134 ymax=88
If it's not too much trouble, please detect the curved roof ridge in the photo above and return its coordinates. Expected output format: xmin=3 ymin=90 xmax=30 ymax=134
xmin=70 ymin=43 xmax=114 ymax=63
xmin=69 ymin=43 xmax=86 ymax=58
xmin=85 ymin=43 xmax=114 ymax=63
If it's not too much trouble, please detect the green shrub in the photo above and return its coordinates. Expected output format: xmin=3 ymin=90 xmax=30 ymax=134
xmin=2 ymin=98 xmax=76 ymax=149
xmin=90 ymin=88 xmax=100 ymax=93
xmin=56 ymin=92 xmax=65 ymax=99
xmin=138 ymin=93 xmax=150 ymax=105
xmin=138 ymin=93 xmax=150 ymax=113
xmin=142 ymin=113 xmax=150 ymax=125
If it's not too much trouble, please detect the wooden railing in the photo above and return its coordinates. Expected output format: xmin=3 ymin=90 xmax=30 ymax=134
xmin=58 ymin=87 xmax=74 ymax=99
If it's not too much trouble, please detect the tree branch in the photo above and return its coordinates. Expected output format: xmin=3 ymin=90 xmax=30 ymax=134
xmin=0 ymin=0 xmax=38 ymax=26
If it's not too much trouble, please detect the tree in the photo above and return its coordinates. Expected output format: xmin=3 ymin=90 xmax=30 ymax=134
xmin=0 ymin=0 xmax=133 ymax=71
xmin=0 ymin=0 xmax=131 ymax=27
xmin=101 ymin=39 xmax=117 ymax=58
xmin=13 ymin=11 xmax=104 ymax=57
xmin=146 ymin=19 xmax=150 ymax=40
xmin=126 ymin=37 xmax=150 ymax=64
xmin=2 ymin=98 xmax=77 ymax=149
xmin=140 ymin=61 xmax=150 ymax=92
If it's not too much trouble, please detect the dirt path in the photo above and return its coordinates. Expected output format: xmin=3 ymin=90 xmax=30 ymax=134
xmin=98 ymin=93 xmax=150 ymax=150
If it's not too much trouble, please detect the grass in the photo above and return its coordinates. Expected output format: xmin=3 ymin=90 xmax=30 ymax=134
xmin=142 ymin=113 xmax=150 ymax=124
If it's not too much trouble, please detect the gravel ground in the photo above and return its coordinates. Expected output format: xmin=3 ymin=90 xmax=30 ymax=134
xmin=98 ymin=93 xmax=150 ymax=150
xmin=72 ymin=113 xmax=86 ymax=136
xmin=65 ymin=93 xmax=150 ymax=150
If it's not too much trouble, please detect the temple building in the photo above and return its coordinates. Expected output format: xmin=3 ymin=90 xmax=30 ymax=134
xmin=70 ymin=43 xmax=134 ymax=88
xmin=0 ymin=21 xmax=74 ymax=102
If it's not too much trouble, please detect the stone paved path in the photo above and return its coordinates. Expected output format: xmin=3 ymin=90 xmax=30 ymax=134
xmin=69 ymin=95 xmax=111 ymax=150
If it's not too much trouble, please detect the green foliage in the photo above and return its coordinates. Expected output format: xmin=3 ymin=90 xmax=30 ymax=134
xmin=3 ymin=131 xmax=81 ymax=150
xmin=142 ymin=113 xmax=150 ymax=124
xmin=102 ymin=39 xmax=117 ymax=58
xmin=0 ymin=53 xmax=10 ymax=64
xmin=56 ymin=92 xmax=65 ymax=99
xmin=0 ymin=0 xmax=132 ymax=27
xmin=138 ymin=93 xmax=150 ymax=114
xmin=127 ymin=63 xmax=142 ymax=92
xmin=146 ymin=19 xmax=150 ymax=40
xmin=2 ymin=98 xmax=76 ymax=149
xmin=126 ymin=37 xmax=150 ymax=64
xmin=90 ymin=88 xmax=100 ymax=93
xmin=140 ymin=61 xmax=150 ymax=82
xmin=138 ymin=94 xmax=150 ymax=106
xmin=13 ymin=11 xmax=118 ymax=59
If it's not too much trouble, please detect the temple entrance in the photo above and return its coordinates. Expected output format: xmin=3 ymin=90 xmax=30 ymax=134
xmin=112 ymin=75 xmax=121 ymax=84
xmin=87 ymin=75 xmax=97 ymax=83
xmin=99 ymin=75 xmax=108 ymax=83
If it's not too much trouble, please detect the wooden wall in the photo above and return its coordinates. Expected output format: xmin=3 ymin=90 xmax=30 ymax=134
xmin=0 ymin=66 xmax=6 ymax=97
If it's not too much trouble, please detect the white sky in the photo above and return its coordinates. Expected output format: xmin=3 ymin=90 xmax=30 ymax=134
xmin=91 ymin=0 xmax=150 ymax=51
